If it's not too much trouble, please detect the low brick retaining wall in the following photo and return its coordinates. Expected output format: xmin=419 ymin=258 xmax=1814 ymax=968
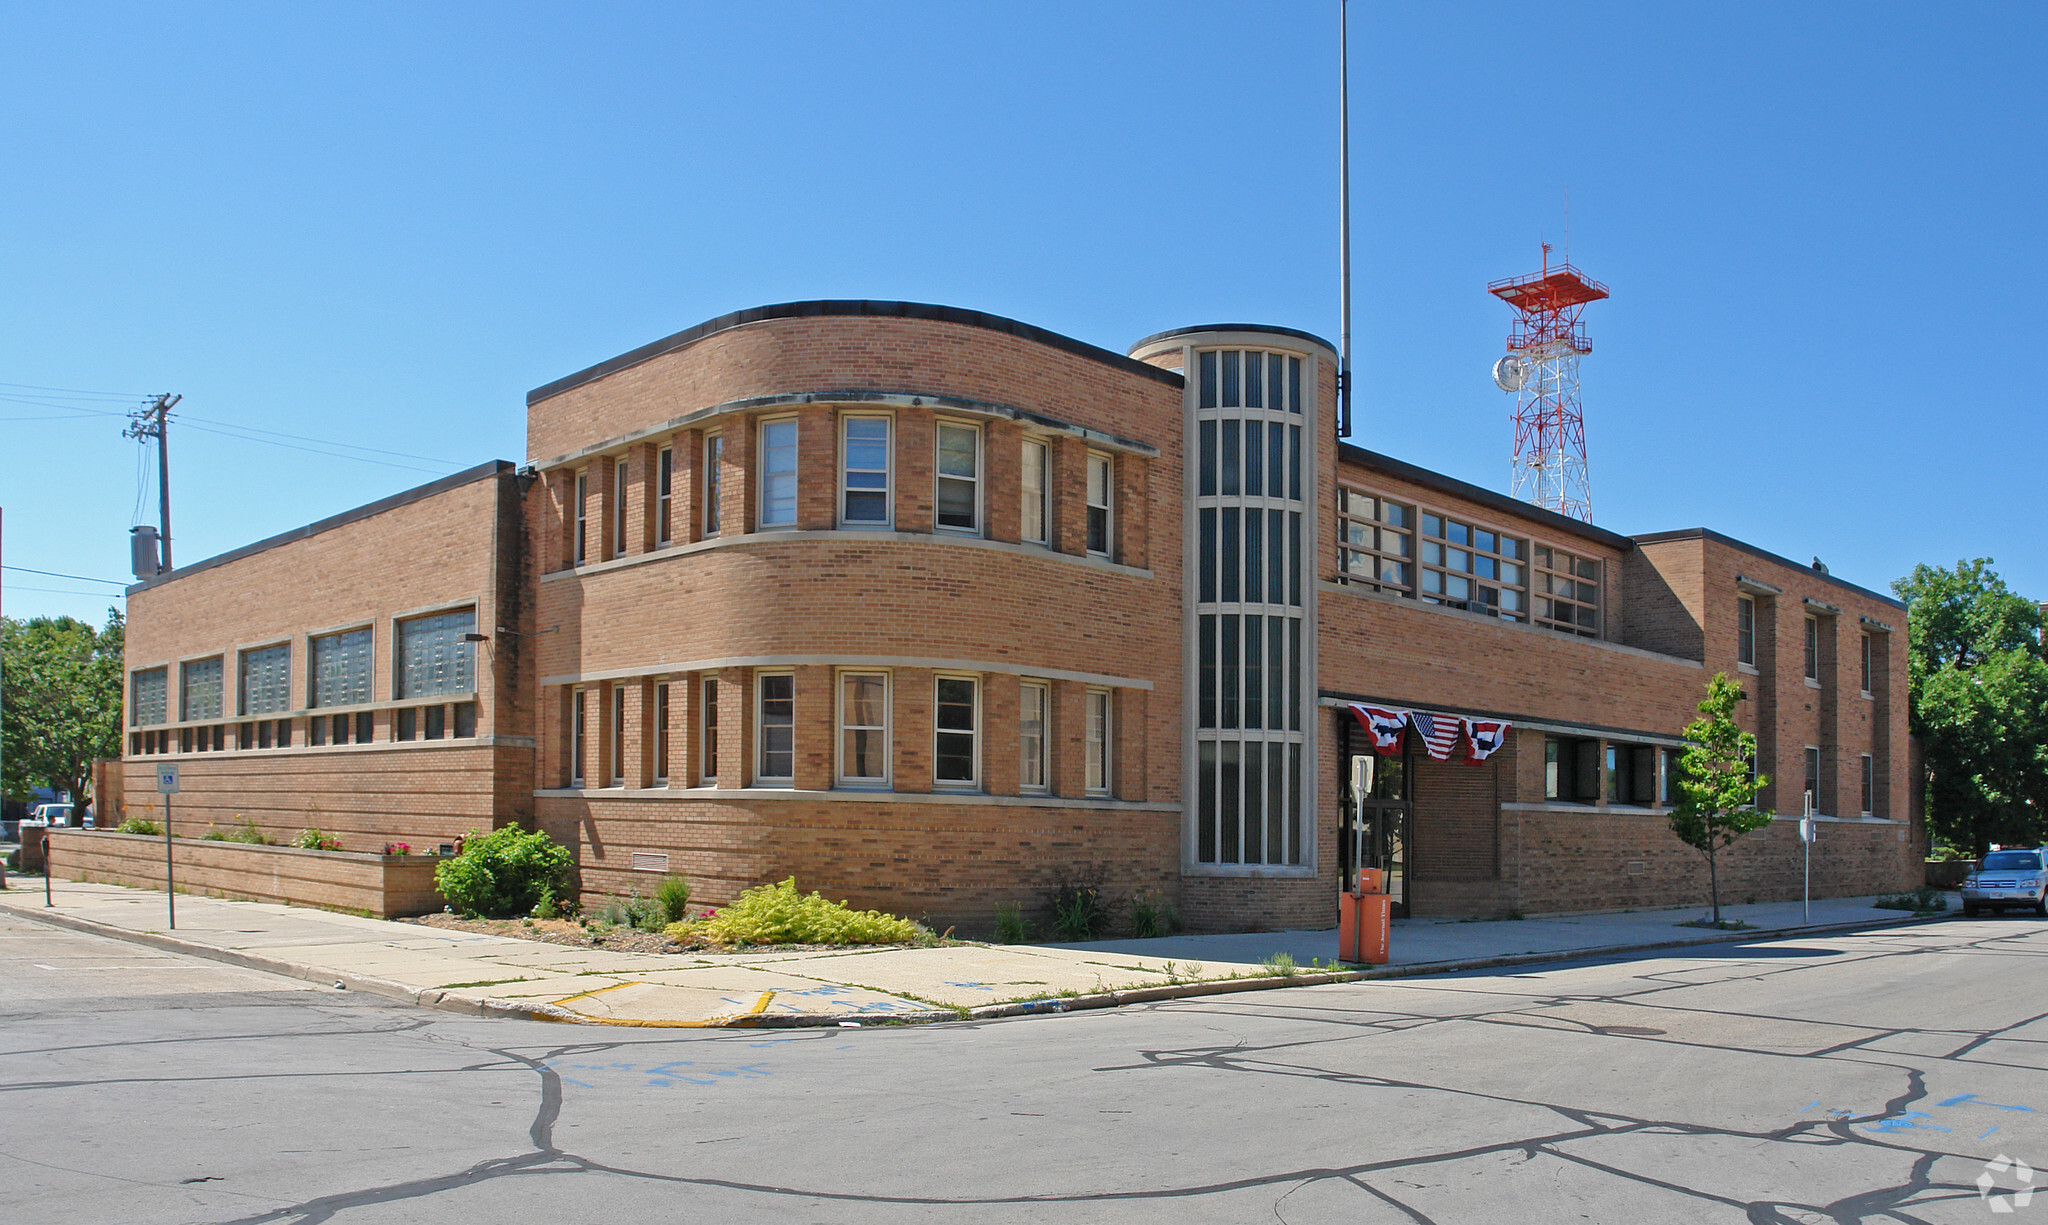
xmin=1925 ymin=859 xmax=1972 ymax=889
xmin=46 ymin=829 xmax=443 ymax=917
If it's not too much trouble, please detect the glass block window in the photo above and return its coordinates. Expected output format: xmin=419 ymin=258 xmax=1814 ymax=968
xmin=1419 ymin=513 xmax=1525 ymax=620
xmin=181 ymin=657 xmax=224 ymax=722
xmin=311 ymin=628 xmax=373 ymax=707
xmin=239 ymin=644 xmax=291 ymax=716
xmin=396 ymin=610 xmax=477 ymax=700
xmin=1532 ymin=545 xmax=1601 ymax=637
xmin=131 ymin=667 xmax=167 ymax=727
xmin=1336 ymin=488 xmax=1413 ymax=592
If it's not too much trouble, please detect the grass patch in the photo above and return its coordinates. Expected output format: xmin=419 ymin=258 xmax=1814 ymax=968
xmin=1677 ymin=918 xmax=1758 ymax=931
xmin=1875 ymin=888 xmax=1949 ymax=914
xmin=435 ymin=977 xmax=538 ymax=991
xmin=665 ymin=878 xmax=932 ymax=948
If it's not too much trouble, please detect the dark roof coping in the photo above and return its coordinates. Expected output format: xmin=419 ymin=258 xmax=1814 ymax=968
xmin=1630 ymin=528 xmax=1905 ymax=610
xmin=1128 ymin=323 xmax=1338 ymax=358
xmin=126 ymin=461 xmax=515 ymax=595
xmin=527 ymin=300 xmax=1186 ymax=406
xmin=1336 ymin=442 xmax=1637 ymax=551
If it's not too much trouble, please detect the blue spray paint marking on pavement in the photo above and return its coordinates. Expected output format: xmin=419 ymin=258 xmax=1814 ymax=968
xmin=1801 ymin=1101 xmax=1820 ymax=1112
xmin=1982 ymin=1127 xmax=2002 ymax=1139
xmin=1866 ymin=1111 xmax=1951 ymax=1135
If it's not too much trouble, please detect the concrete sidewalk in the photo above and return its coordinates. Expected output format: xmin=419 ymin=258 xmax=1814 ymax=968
xmin=0 ymin=877 xmax=1953 ymax=1027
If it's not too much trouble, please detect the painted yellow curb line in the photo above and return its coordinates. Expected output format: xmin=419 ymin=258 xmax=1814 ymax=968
xmin=533 ymin=986 xmax=777 ymax=1028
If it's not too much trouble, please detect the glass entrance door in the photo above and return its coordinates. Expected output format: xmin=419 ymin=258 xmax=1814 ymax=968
xmin=1345 ymin=753 xmax=1411 ymax=918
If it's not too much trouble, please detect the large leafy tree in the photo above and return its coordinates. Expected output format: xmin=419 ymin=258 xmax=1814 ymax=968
xmin=1894 ymin=559 xmax=2048 ymax=855
xmin=1670 ymin=671 xmax=1774 ymax=925
xmin=1 ymin=609 xmax=126 ymax=812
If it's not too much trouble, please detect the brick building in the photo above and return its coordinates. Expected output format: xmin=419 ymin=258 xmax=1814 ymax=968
xmin=118 ymin=301 xmax=1921 ymax=930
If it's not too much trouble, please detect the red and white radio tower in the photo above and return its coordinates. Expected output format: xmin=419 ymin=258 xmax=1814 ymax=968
xmin=1487 ymin=246 xmax=1608 ymax=522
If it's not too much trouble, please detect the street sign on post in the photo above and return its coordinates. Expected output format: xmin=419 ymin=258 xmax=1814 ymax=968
xmin=157 ymin=764 xmax=178 ymax=929
xmin=1801 ymin=790 xmax=1816 ymax=923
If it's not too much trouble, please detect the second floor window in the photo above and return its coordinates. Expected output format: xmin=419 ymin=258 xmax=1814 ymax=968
xmin=842 ymin=417 xmax=891 ymax=525
xmin=657 ymin=447 xmax=673 ymax=545
xmin=397 ymin=610 xmax=476 ymax=699
xmin=1533 ymin=546 xmax=1600 ymax=638
xmin=1085 ymin=452 xmax=1112 ymax=557
xmin=180 ymin=657 xmax=223 ymax=722
xmin=1336 ymin=489 xmax=1412 ymax=592
xmin=574 ymin=470 xmax=589 ymax=564
xmin=1021 ymin=439 xmax=1048 ymax=544
xmin=612 ymin=456 xmax=628 ymax=558
xmin=1420 ymin=513 xmax=1524 ymax=620
xmin=760 ymin=419 xmax=797 ymax=528
xmin=1860 ymin=632 xmax=1873 ymax=694
xmin=704 ymin=434 xmax=724 ymax=537
xmin=240 ymin=644 xmax=291 ymax=716
xmin=1804 ymin=616 xmax=1820 ymax=681
xmin=311 ymin=628 xmax=373 ymax=707
xmin=131 ymin=667 xmax=168 ymax=727
xmin=1737 ymin=595 xmax=1756 ymax=666
xmin=936 ymin=422 xmax=980 ymax=533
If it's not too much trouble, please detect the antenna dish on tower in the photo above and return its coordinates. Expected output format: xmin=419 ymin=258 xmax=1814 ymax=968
xmin=1491 ymin=354 xmax=1529 ymax=393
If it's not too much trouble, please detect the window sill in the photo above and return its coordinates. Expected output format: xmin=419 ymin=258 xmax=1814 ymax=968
xmin=1737 ymin=662 xmax=1759 ymax=675
xmin=1860 ymin=690 xmax=1874 ymax=701
xmin=1804 ymin=678 xmax=1822 ymax=690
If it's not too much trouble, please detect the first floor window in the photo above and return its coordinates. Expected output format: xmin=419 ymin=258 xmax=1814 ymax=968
xmin=838 ymin=672 xmax=888 ymax=784
xmin=1084 ymin=689 xmax=1111 ymax=795
xmin=757 ymin=673 xmax=794 ymax=781
xmin=1545 ymin=736 xmax=1600 ymax=802
xmin=1803 ymin=746 xmax=1821 ymax=811
xmin=1085 ymin=452 xmax=1112 ymax=556
xmin=397 ymin=609 xmax=476 ymax=699
xmin=701 ymin=678 xmax=719 ymax=783
xmin=131 ymin=667 xmax=168 ymax=727
xmin=611 ymin=685 xmax=627 ymax=785
xmin=1020 ymin=681 xmax=1049 ymax=792
xmin=1660 ymin=747 xmax=1681 ymax=805
xmin=181 ymin=657 xmax=224 ymax=722
xmin=654 ymin=682 xmax=670 ymax=781
xmin=239 ymin=643 xmax=291 ymax=716
xmin=934 ymin=676 xmax=978 ymax=786
xmin=570 ymin=690 xmax=586 ymax=786
xmin=1860 ymin=753 xmax=1874 ymax=815
xmin=311 ymin=627 xmax=373 ymax=708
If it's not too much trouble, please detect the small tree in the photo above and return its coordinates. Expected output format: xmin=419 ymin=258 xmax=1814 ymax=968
xmin=1670 ymin=672 xmax=1774 ymax=925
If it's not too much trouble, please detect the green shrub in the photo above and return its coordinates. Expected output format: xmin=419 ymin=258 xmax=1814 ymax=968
xmin=224 ymin=818 xmax=273 ymax=846
xmin=668 ymin=877 xmax=929 ymax=947
xmin=1260 ymin=951 xmax=1299 ymax=977
xmin=433 ymin=826 xmax=574 ymax=919
xmin=654 ymin=876 xmax=692 ymax=926
xmin=530 ymin=887 xmax=560 ymax=920
xmin=117 ymin=817 xmax=161 ymax=836
xmin=201 ymin=827 xmax=229 ymax=841
xmin=991 ymin=900 xmax=1029 ymax=944
xmin=1128 ymin=890 xmax=1177 ymax=939
xmin=1048 ymin=880 xmax=1110 ymax=942
xmin=294 ymin=828 xmax=343 ymax=851
xmin=594 ymin=891 xmax=666 ymax=932
xmin=1875 ymin=888 xmax=1949 ymax=913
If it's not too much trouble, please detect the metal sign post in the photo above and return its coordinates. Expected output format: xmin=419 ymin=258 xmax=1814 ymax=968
xmin=157 ymin=765 xmax=180 ymax=929
xmin=1800 ymin=790 xmax=1816 ymax=924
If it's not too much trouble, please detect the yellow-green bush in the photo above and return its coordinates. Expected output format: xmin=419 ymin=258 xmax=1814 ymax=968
xmin=667 ymin=877 xmax=929 ymax=947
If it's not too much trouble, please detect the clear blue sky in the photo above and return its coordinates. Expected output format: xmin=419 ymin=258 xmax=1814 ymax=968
xmin=4 ymin=1 xmax=2041 ymax=624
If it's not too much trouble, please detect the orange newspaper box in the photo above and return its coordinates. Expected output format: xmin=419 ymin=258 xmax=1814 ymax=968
xmin=1339 ymin=870 xmax=1391 ymax=965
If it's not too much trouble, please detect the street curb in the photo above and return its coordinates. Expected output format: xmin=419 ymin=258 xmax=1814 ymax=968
xmin=1 ymin=897 xmax=1953 ymax=1028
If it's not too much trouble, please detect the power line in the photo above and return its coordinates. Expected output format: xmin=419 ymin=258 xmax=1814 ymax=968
xmin=3 ymin=584 xmax=125 ymax=598
xmin=177 ymin=414 xmax=457 ymax=466
xmin=4 ymin=565 xmax=127 ymax=585
xmin=177 ymin=421 xmax=446 ymax=474
xmin=0 ymin=380 xmax=151 ymax=398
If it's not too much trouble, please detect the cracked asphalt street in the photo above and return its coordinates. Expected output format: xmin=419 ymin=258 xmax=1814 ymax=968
xmin=4 ymin=910 xmax=2044 ymax=1223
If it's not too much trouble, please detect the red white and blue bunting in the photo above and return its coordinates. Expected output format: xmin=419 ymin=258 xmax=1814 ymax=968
xmin=1345 ymin=704 xmax=1514 ymax=768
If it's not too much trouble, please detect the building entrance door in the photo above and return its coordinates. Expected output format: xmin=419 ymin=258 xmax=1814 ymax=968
xmin=1343 ymin=753 xmax=1411 ymax=918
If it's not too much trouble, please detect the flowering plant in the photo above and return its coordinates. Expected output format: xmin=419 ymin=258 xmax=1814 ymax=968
xmin=384 ymin=842 xmax=413 ymax=856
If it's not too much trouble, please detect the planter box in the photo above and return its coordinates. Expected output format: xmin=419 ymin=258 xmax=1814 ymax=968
xmin=45 ymin=829 xmax=443 ymax=918
xmin=1926 ymin=859 xmax=1972 ymax=889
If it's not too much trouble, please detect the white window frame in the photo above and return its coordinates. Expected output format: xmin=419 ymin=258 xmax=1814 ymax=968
xmin=570 ymin=689 xmax=587 ymax=787
xmin=1021 ymin=438 xmax=1049 ymax=545
xmin=1085 ymin=451 xmax=1113 ymax=558
xmin=1019 ymin=680 xmax=1050 ymax=793
xmin=700 ymin=676 xmax=719 ymax=784
xmin=836 ymin=670 xmax=890 ymax=787
xmin=612 ymin=456 xmax=628 ymax=559
xmin=574 ymin=469 xmax=589 ymax=565
xmin=653 ymin=681 xmax=670 ymax=782
xmin=657 ymin=446 xmax=674 ymax=545
xmin=704 ymin=433 xmax=724 ymax=538
xmin=755 ymin=671 xmax=795 ymax=785
xmin=610 ymin=684 xmax=627 ymax=785
xmin=1084 ymin=687 xmax=1112 ymax=796
xmin=758 ymin=416 xmax=799 ymax=529
xmin=935 ymin=419 xmax=983 ymax=535
xmin=839 ymin=414 xmax=893 ymax=528
xmin=932 ymin=674 xmax=980 ymax=789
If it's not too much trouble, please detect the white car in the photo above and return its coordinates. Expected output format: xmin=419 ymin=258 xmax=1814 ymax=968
xmin=1961 ymin=848 xmax=2048 ymax=917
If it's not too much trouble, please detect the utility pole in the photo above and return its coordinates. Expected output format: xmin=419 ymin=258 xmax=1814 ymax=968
xmin=125 ymin=394 xmax=180 ymax=571
xmin=1338 ymin=0 xmax=1353 ymax=442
